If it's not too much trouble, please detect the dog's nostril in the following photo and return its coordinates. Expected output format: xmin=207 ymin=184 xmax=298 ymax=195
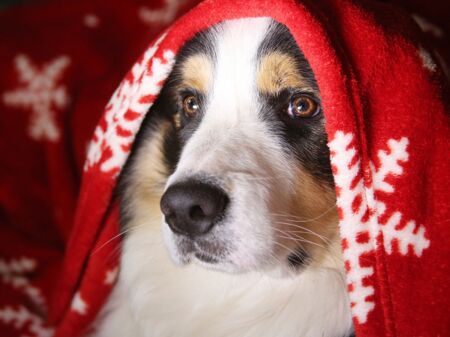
xmin=189 ymin=205 xmax=205 ymax=221
xmin=160 ymin=179 xmax=229 ymax=237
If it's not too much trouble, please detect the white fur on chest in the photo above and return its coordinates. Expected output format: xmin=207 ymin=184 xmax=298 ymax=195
xmin=95 ymin=224 xmax=352 ymax=337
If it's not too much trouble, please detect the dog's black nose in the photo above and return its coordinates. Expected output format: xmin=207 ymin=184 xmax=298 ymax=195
xmin=160 ymin=180 xmax=229 ymax=237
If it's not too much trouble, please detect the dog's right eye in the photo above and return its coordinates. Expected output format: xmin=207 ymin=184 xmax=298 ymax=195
xmin=287 ymin=94 xmax=320 ymax=119
xmin=182 ymin=95 xmax=200 ymax=117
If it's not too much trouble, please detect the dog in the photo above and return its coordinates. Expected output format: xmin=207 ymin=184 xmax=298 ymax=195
xmin=94 ymin=17 xmax=353 ymax=337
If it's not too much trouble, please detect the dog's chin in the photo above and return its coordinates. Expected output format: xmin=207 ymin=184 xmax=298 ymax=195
xmin=177 ymin=251 xmax=307 ymax=277
xmin=163 ymin=235 xmax=244 ymax=274
xmin=163 ymin=223 xmax=308 ymax=275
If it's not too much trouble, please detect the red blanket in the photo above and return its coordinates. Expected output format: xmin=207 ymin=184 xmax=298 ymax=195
xmin=1 ymin=0 xmax=449 ymax=336
xmin=0 ymin=1 xmax=200 ymax=336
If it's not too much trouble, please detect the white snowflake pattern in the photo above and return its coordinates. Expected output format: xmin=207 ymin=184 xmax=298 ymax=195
xmin=139 ymin=0 xmax=186 ymax=25
xmin=418 ymin=47 xmax=437 ymax=72
xmin=85 ymin=34 xmax=175 ymax=174
xmin=0 ymin=257 xmax=46 ymax=311
xmin=328 ymin=131 xmax=430 ymax=325
xmin=2 ymin=54 xmax=70 ymax=142
xmin=83 ymin=13 xmax=100 ymax=28
xmin=0 ymin=306 xmax=54 ymax=337
xmin=0 ymin=258 xmax=53 ymax=337
xmin=70 ymin=292 xmax=88 ymax=315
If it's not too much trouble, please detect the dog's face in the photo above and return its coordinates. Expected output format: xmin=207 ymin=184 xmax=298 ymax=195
xmin=119 ymin=18 xmax=339 ymax=275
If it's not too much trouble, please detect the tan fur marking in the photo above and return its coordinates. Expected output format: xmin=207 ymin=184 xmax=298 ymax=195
xmin=127 ymin=121 xmax=172 ymax=227
xmin=173 ymin=113 xmax=181 ymax=129
xmin=257 ymin=52 xmax=308 ymax=94
xmin=179 ymin=54 xmax=212 ymax=93
xmin=279 ymin=168 xmax=341 ymax=269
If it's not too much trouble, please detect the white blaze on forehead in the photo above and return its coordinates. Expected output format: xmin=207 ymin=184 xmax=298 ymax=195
xmin=169 ymin=17 xmax=281 ymax=183
xmin=208 ymin=17 xmax=271 ymax=124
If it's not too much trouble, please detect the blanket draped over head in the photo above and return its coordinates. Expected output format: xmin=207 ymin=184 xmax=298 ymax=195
xmin=0 ymin=0 xmax=448 ymax=336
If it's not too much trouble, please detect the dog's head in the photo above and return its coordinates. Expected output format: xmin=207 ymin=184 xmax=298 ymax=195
xmin=119 ymin=18 xmax=340 ymax=275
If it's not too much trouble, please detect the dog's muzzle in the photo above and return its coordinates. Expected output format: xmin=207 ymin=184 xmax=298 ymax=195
xmin=160 ymin=179 xmax=229 ymax=238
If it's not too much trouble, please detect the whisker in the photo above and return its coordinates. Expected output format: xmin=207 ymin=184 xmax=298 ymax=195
xmin=272 ymin=231 xmax=343 ymax=265
xmin=270 ymin=240 xmax=319 ymax=266
xmin=92 ymin=218 xmax=161 ymax=255
xmin=273 ymin=222 xmax=332 ymax=244
xmin=274 ymin=233 xmax=328 ymax=251
xmin=251 ymin=231 xmax=305 ymax=264
xmin=228 ymin=171 xmax=291 ymax=182
xmin=270 ymin=203 xmax=337 ymax=223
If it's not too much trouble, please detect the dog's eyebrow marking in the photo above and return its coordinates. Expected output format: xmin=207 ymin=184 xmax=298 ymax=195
xmin=179 ymin=54 xmax=213 ymax=93
xmin=257 ymin=52 xmax=307 ymax=94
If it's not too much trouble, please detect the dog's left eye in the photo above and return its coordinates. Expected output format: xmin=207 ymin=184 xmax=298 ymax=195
xmin=182 ymin=95 xmax=200 ymax=117
xmin=287 ymin=94 xmax=320 ymax=119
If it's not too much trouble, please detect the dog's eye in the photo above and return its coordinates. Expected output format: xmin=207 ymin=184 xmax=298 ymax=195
xmin=182 ymin=95 xmax=200 ymax=117
xmin=288 ymin=94 xmax=319 ymax=119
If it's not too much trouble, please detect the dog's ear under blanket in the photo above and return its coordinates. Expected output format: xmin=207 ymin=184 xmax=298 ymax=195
xmin=1 ymin=0 xmax=448 ymax=336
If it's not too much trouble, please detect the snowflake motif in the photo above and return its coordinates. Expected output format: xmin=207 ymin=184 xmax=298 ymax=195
xmin=2 ymin=55 xmax=70 ymax=142
xmin=0 ymin=258 xmax=46 ymax=311
xmin=328 ymin=131 xmax=430 ymax=325
xmin=0 ymin=258 xmax=53 ymax=337
xmin=70 ymin=292 xmax=88 ymax=315
xmin=85 ymin=34 xmax=175 ymax=174
xmin=83 ymin=13 xmax=100 ymax=28
xmin=418 ymin=47 xmax=437 ymax=72
xmin=139 ymin=0 xmax=185 ymax=25
xmin=0 ymin=306 xmax=54 ymax=337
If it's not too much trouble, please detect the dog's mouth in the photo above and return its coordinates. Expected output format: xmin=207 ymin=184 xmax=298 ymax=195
xmin=164 ymin=212 xmax=316 ymax=274
xmin=194 ymin=252 xmax=219 ymax=264
xmin=173 ymin=234 xmax=227 ymax=265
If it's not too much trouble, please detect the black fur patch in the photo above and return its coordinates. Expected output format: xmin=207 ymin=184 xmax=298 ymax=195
xmin=287 ymin=248 xmax=310 ymax=269
xmin=116 ymin=28 xmax=217 ymax=229
xmin=257 ymin=22 xmax=334 ymax=185
xmin=161 ymin=28 xmax=216 ymax=146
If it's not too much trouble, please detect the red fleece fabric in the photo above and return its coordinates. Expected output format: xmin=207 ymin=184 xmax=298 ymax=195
xmin=0 ymin=0 xmax=449 ymax=336
xmin=0 ymin=1 xmax=200 ymax=336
